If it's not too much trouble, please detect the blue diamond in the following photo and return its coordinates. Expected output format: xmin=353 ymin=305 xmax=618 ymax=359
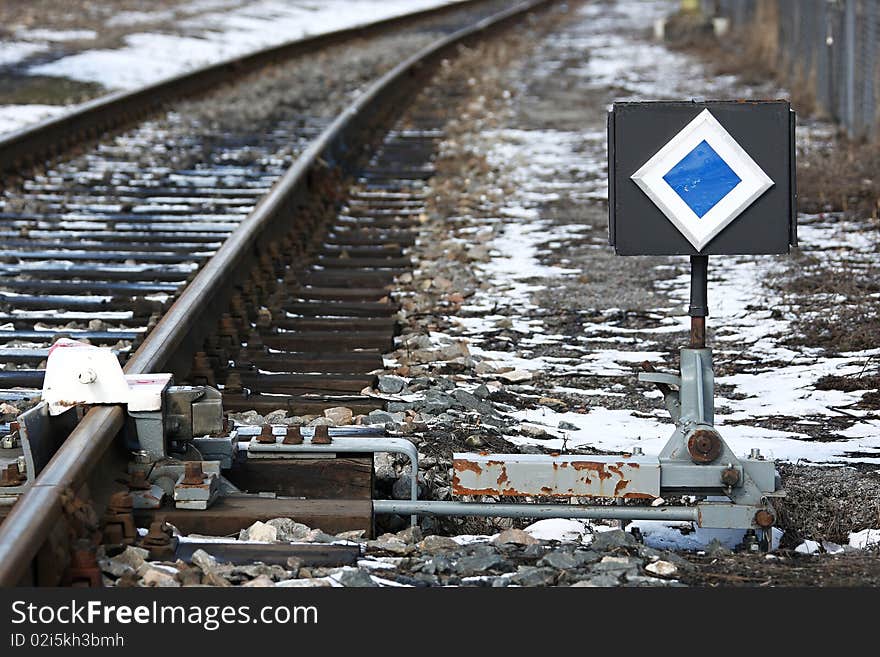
xmin=662 ymin=140 xmax=741 ymax=218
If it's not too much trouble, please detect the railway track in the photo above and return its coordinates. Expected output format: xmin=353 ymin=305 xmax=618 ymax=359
xmin=0 ymin=0 xmax=554 ymax=586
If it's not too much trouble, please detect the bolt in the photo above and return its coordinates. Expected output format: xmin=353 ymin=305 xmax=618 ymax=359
xmin=181 ymin=462 xmax=205 ymax=486
xmin=750 ymin=448 xmax=763 ymax=460
xmin=720 ymin=466 xmax=740 ymax=487
xmin=257 ymin=424 xmax=277 ymax=444
xmin=754 ymin=509 xmax=775 ymax=528
xmin=141 ymin=520 xmax=177 ymax=561
xmin=283 ymin=426 xmax=303 ymax=445
xmin=311 ymin=424 xmax=332 ymax=445
xmin=133 ymin=450 xmax=152 ymax=464
xmin=687 ymin=427 xmax=722 ymax=464
xmin=77 ymin=368 xmax=97 ymax=384
xmin=631 ymin=447 xmax=644 ymax=456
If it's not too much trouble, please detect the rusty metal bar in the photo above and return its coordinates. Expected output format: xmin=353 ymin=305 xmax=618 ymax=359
xmin=373 ymin=500 xmax=700 ymax=522
xmin=689 ymin=255 xmax=708 ymax=348
xmin=451 ymin=453 xmax=661 ymax=499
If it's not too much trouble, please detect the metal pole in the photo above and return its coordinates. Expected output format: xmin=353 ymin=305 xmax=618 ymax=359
xmin=689 ymin=254 xmax=708 ymax=348
xmin=373 ymin=500 xmax=700 ymax=522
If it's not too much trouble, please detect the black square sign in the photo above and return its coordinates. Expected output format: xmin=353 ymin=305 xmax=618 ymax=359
xmin=608 ymin=100 xmax=796 ymax=256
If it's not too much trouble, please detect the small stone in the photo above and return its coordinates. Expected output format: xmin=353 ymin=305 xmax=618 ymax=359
xmin=99 ymin=558 xmax=135 ymax=579
xmin=242 ymin=574 xmax=275 ymax=587
xmin=498 ymin=370 xmax=532 ymax=383
xmin=368 ymin=410 xmax=396 ymax=425
xmin=286 ymin=557 xmax=303 ymax=578
xmin=472 ymin=384 xmax=490 ymax=399
xmin=510 ymin=566 xmax=557 ymax=587
xmin=520 ymin=423 xmax=553 ymax=439
xmin=243 ymin=520 xmax=278 ymax=542
xmin=112 ymin=545 xmax=148 ymax=571
xmin=377 ymin=376 xmax=406 ymax=394
xmin=644 ymin=560 xmax=677 ymax=577
xmin=392 ymin=474 xmax=423 ymax=500
xmin=266 ymin=518 xmax=313 ymax=542
xmin=464 ymin=434 xmax=484 ymax=449
xmin=0 ymin=402 xmax=21 ymax=415
xmin=336 ymin=529 xmax=366 ymax=541
xmin=455 ymin=553 xmax=504 ymax=575
xmin=374 ymin=452 xmax=397 ymax=482
xmin=395 ymin=526 xmax=424 ymax=544
xmin=141 ymin=568 xmax=180 ymax=588
xmin=417 ymin=535 xmax=459 ymax=553
xmin=308 ymin=417 xmax=334 ymax=427
xmin=367 ymin=538 xmax=410 ymax=555
xmin=592 ymin=556 xmax=642 ymax=574
xmin=522 ymin=543 xmax=547 ymax=559
xmin=264 ymin=409 xmax=288 ymax=424
xmin=323 ymin=407 xmax=353 ymax=425
xmin=538 ymin=551 xmax=578 ymax=570
xmin=338 ymin=568 xmax=377 ymax=587
xmin=203 ymin=570 xmax=232 ymax=587
xmin=304 ymin=530 xmax=337 ymax=543
xmin=229 ymin=410 xmax=263 ymax=426
xmin=591 ymin=529 xmax=637 ymax=551
xmin=557 ymin=421 xmax=580 ymax=431
xmin=570 ymin=574 xmax=620 ymax=587
xmin=493 ymin=528 xmax=538 ymax=547
xmin=191 ymin=549 xmax=219 ymax=573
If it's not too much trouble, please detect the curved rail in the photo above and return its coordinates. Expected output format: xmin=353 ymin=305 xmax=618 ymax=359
xmin=0 ymin=0 xmax=489 ymax=175
xmin=0 ymin=0 xmax=553 ymax=587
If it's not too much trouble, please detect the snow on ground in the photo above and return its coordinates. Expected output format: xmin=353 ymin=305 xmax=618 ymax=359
xmin=28 ymin=0 xmax=467 ymax=90
xmin=0 ymin=0 xmax=466 ymax=136
xmin=0 ymin=104 xmax=70 ymax=135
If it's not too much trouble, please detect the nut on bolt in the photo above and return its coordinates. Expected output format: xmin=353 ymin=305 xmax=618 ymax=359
xmin=754 ymin=509 xmax=775 ymax=528
xmin=687 ymin=427 xmax=722 ymax=464
xmin=720 ymin=465 xmax=740 ymax=487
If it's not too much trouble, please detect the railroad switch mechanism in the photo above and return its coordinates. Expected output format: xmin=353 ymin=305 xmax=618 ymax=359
xmin=441 ymin=101 xmax=795 ymax=545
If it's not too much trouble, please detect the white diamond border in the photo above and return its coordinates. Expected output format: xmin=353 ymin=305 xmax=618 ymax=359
xmin=630 ymin=108 xmax=774 ymax=251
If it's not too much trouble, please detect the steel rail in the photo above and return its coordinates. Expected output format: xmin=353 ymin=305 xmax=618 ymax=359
xmin=0 ymin=0 xmax=554 ymax=587
xmin=0 ymin=0 xmax=490 ymax=176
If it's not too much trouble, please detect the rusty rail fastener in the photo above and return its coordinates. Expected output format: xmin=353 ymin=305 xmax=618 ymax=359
xmin=257 ymin=424 xmax=277 ymax=444
xmin=66 ymin=539 xmax=102 ymax=588
xmin=311 ymin=425 xmax=332 ymax=445
xmin=141 ymin=520 xmax=176 ymax=561
xmin=0 ymin=462 xmax=24 ymax=487
xmin=181 ymin=462 xmax=206 ymax=485
xmin=283 ymin=426 xmax=304 ymax=445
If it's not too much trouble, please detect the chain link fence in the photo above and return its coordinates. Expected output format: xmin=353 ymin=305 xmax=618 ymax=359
xmin=702 ymin=0 xmax=880 ymax=141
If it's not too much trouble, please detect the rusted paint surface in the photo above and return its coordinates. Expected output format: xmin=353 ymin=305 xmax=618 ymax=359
xmin=452 ymin=453 xmax=660 ymax=499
